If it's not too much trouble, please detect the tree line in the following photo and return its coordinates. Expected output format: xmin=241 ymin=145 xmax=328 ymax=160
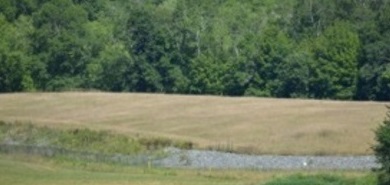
xmin=1 ymin=0 xmax=390 ymax=100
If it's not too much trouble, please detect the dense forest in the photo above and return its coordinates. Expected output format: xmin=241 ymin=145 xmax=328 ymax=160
xmin=0 ymin=0 xmax=389 ymax=100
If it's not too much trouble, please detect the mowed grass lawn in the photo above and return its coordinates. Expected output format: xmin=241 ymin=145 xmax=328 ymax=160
xmin=0 ymin=92 xmax=387 ymax=155
xmin=0 ymin=154 xmax=375 ymax=185
xmin=0 ymin=154 xmax=284 ymax=185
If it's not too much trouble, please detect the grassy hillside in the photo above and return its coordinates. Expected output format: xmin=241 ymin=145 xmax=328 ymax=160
xmin=0 ymin=92 xmax=387 ymax=155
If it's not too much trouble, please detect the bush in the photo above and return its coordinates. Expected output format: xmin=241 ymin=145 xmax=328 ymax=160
xmin=374 ymin=106 xmax=390 ymax=185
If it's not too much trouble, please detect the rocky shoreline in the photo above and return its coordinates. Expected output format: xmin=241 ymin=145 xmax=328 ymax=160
xmin=0 ymin=144 xmax=379 ymax=170
xmin=155 ymin=148 xmax=379 ymax=170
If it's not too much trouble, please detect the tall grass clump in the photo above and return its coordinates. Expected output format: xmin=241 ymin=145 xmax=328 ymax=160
xmin=0 ymin=121 xmax=143 ymax=155
xmin=138 ymin=137 xmax=193 ymax=150
xmin=0 ymin=121 xmax=194 ymax=155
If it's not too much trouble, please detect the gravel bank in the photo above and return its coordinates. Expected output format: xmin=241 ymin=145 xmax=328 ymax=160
xmin=155 ymin=148 xmax=379 ymax=170
xmin=0 ymin=144 xmax=379 ymax=170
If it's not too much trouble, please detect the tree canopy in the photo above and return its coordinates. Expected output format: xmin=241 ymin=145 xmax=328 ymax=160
xmin=374 ymin=106 xmax=390 ymax=185
xmin=1 ymin=0 xmax=389 ymax=100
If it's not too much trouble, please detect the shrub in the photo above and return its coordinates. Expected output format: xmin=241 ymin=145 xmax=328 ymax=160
xmin=373 ymin=106 xmax=390 ymax=185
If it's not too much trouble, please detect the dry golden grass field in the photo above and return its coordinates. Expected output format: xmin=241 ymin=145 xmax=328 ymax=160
xmin=0 ymin=92 xmax=388 ymax=155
